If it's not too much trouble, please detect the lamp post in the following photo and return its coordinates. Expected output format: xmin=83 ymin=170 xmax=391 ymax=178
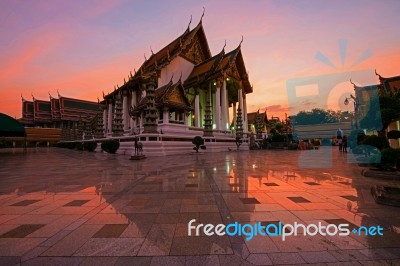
xmin=344 ymin=94 xmax=358 ymax=129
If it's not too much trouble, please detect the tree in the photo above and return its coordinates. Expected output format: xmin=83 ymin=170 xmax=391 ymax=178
xmin=293 ymin=108 xmax=339 ymax=125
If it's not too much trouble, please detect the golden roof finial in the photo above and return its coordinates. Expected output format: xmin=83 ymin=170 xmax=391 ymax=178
xmin=169 ymin=73 xmax=174 ymax=84
xmin=144 ymin=53 xmax=147 ymax=61
xmin=200 ymin=7 xmax=205 ymax=22
xmin=150 ymin=46 xmax=154 ymax=55
xmin=239 ymin=35 xmax=244 ymax=46
xmin=187 ymin=15 xmax=192 ymax=30
xmin=350 ymin=79 xmax=355 ymax=86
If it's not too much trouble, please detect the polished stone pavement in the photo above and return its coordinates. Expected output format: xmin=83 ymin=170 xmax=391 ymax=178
xmin=0 ymin=147 xmax=399 ymax=265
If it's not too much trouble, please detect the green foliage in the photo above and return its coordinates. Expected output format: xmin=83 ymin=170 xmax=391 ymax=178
xmin=293 ymin=108 xmax=339 ymax=125
xmin=84 ymin=141 xmax=97 ymax=152
xmin=387 ymin=130 xmax=400 ymax=139
xmin=379 ymin=92 xmax=400 ymax=131
xmin=275 ymin=123 xmax=284 ymax=132
xmin=101 ymin=140 xmax=120 ymax=154
xmin=362 ymin=135 xmax=389 ymax=151
xmin=0 ymin=140 xmax=13 ymax=148
xmin=271 ymin=134 xmax=285 ymax=142
xmin=192 ymin=136 xmax=204 ymax=153
xmin=380 ymin=148 xmax=400 ymax=170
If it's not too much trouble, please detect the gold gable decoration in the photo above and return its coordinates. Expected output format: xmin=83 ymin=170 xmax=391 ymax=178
xmin=167 ymin=88 xmax=187 ymax=105
xmin=227 ymin=63 xmax=241 ymax=81
xmin=181 ymin=36 xmax=206 ymax=65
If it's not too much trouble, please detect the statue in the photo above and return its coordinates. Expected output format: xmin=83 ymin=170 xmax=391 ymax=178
xmin=130 ymin=136 xmax=146 ymax=160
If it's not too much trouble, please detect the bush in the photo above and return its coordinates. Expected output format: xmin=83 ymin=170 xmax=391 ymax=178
xmin=0 ymin=140 xmax=13 ymax=148
xmin=75 ymin=142 xmax=84 ymax=150
xmin=192 ymin=136 xmax=205 ymax=153
xmin=362 ymin=135 xmax=389 ymax=151
xmin=83 ymin=141 xmax=97 ymax=152
xmin=101 ymin=140 xmax=120 ymax=154
xmin=387 ymin=130 xmax=400 ymax=139
xmin=380 ymin=148 xmax=400 ymax=170
xmin=271 ymin=134 xmax=285 ymax=142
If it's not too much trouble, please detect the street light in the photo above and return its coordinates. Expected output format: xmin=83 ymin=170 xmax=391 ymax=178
xmin=344 ymin=94 xmax=358 ymax=129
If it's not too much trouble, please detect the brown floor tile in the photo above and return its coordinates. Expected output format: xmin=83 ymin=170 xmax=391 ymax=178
xmin=64 ymin=200 xmax=90 ymax=207
xmin=0 ymin=224 xmax=45 ymax=238
xmin=10 ymin=200 xmax=41 ymax=206
xmin=92 ymin=224 xmax=128 ymax=238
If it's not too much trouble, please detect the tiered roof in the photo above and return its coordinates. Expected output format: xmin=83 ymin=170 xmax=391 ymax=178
xmin=131 ymin=79 xmax=192 ymax=114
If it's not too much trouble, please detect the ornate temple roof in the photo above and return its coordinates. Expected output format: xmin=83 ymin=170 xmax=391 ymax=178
xmin=131 ymin=79 xmax=192 ymax=113
xmin=375 ymin=70 xmax=400 ymax=93
xmin=104 ymin=20 xmax=212 ymax=100
xmin=185 ymin=44 xmax=253 ymax=93
xmin=247 ymin=111 xmax=268 ymax=124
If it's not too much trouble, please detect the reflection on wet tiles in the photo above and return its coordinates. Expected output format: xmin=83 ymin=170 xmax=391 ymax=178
xmin=128 ymin=199 xmax=148 ymax=206
xmin=264 ymin=183 xmax=279 ymax=187
xmin=92 ymin=224 xmax=128 ymax=238
xmin=340 ymin=195 xmax=359 ymax=201
xmin=225 ymin=176 xmax=233 ymax=178
xmin=304 ymin=182 xmax=320 ymax=186
xmin=240 ymin=198 xmax=260 ymax=204
xmin=338 ymin=181 xmax=352 ymax=185
xmin=64 ymin=200 xmax=90 ymax=207
xmin=287 ymin=197 xmax=311 ymax=203
xmin=0 ymin=224 xmax=45 ymax=238
xmin=10 ymin=200 xmax=41 ymax=206
xmin=185 ymin=184 xmax=198 ymax=188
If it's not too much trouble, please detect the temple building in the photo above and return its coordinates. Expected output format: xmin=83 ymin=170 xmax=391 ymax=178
xmin=19 ymin=94 xmax=103 ymax=141
xmin=100 ymin=16 xmax=253 ymax=154
xmin=351 ymin=71 xmax=400 ymax=148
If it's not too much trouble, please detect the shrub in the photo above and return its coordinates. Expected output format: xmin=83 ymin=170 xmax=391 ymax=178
xmin=387 ymin=130 xmax=400 ymax=139
xmin=362 ymin=135 xmax=389 ymax=151
xmin=271 ymin=134 xmax=285 ymax=142
xmin=192 ymin=136 xmax=205 ymax=153
xmin=0 ymin=140 xmax=13 ymax=148
xmin=83 ymin=141 xmax=97 ymax=152
xmin=101 ymin=140 xmax=120 ymax=154
xmin=75 ymin=142 xmax=84 ymax=150
xmin=380 ymin=148 xmax=400 ymax=170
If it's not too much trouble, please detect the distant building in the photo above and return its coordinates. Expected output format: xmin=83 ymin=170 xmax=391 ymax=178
xmin=19 ymin=94 xmax=103 ymax=141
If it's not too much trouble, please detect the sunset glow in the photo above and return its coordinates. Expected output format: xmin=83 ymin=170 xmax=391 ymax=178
xmin=1 ymin=0 xmax=400 ymax=119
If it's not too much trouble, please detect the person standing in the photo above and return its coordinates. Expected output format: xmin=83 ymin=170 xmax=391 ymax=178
xmin=338 ymin=138 xmax=343 ymax=152
xmin=343 ymin=135 xmax=348 ymax=153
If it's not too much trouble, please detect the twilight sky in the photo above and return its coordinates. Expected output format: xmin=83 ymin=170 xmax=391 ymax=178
xmin=1 ymin=0 xmax=400 ymax=119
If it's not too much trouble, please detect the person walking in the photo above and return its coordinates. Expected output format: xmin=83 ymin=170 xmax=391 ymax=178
xmin=338 ymin=138 xmax=343 ymax=152
xmin=343 ymin=135 xmax=348 ymax=153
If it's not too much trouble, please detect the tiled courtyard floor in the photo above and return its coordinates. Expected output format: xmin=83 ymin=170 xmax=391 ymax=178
xmin=0 ymin=147 xmax=399 ymax=265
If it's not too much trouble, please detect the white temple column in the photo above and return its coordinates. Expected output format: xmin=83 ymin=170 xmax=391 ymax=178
xmin=238 ymin=88 xmax=243 ymax=111
xmin=215 ymin=85 xmax=221 ymax=130
xmin=122 ymin=92 xmax=129 ymax=132
xmin=233 ymin=102 xmax=237 ymax=128
xmin=195 ymin=93 xmax=200 ymax=128
xmin=221 ymin=80 xmax=227 ymax=130
xmin=163 ymin=107 xmax=169 ymax=124
xmin=243 ymin=93 xmax=248 ymax=133
xmin=130 ymin=91 xmax=137 ymax=131
xmin=103 ymin=108 xmax=107 ymax=135
xmin=107 ymin=102 xmax=113 ymax=135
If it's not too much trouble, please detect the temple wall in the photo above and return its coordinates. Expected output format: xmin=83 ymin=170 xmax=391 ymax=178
xmin=158 ymin=56 xmax=194 ymax=87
